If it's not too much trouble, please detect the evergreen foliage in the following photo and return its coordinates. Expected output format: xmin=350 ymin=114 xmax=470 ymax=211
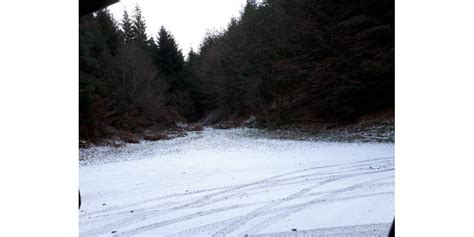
xmin=79 ymin=0 xmax=394 ymax=142
xmin=131 ymin=5 xmax=148 ymax=48
xmin=120 ymin=10 xmax=134 ymax=44
xmin=190 ymin=0 xmax=394 ymax=123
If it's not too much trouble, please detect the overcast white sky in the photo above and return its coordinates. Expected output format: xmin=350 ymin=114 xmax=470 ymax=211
xmin=108 ymin=0 xmax=247 ymax=55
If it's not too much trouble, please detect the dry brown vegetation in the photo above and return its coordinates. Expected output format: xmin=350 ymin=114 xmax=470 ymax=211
xmin=80 ymin=0 xmax=394 ymax=145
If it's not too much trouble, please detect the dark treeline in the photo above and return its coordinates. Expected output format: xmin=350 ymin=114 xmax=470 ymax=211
xmin=192 ymin=0 xmax=394 ymax=124
xmin=80 ymin=6 xmax=190 ymax=142
xmin=80 ymin=0 xmax=394 ymax=142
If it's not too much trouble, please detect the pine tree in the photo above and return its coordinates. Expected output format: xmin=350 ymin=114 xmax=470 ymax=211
xmin=186 ymin=48 xmax=197 ymax=66
xmin=183 ymin=48 xmax=197 ymax=86
xmin=247 ymin=0 xmax=257 ymax=7
xmin=154 ymin=26 xmax=184 ymax=78
xmin=121 ymin=9 xmax=134 ymax=44
xmin=95 ymin=9 xmax=120 ymax=55
xmin=132 ymin=4 xmax=148 ymax=47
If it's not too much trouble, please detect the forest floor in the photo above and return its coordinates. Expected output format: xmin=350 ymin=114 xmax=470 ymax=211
xmin=213 ymin=109 xmax=395 ymax=143
xmin=80 ymin=128 xmax=394 ymax=236
xmin=255 ymin=118 xmax=394 ymax=143
xmin=81 ymin=109 xmax=394 ymax=147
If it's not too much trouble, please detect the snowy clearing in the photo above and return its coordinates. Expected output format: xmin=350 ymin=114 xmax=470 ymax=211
xmin=80 ymin=128 xmax=394 ymax=236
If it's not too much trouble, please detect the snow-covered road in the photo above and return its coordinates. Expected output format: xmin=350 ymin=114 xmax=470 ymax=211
xmin=80 ymin=128 xmax=394 ymax=236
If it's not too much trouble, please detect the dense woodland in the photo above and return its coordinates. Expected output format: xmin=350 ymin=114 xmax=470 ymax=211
xmin=79 ymin=0 xmax=394 ymax=143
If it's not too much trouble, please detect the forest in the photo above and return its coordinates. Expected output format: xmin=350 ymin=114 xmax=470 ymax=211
xmin=79 ymin=0 xmax=394 ymax=144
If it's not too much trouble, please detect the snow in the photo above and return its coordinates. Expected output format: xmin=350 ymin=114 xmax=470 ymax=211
xmin=80 ymin=128 xmax=394 ymax=236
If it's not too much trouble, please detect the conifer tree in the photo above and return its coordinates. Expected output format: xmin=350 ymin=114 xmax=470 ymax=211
xmin=154 ymin=26 xmax=184 ymax=79
xmin=132 ymin=4 xmax=148 ymax=47
xmin=121 ymin=9 xmax=134 ymax=44
xmin=95 ymin=9 xmax=120 ymax=55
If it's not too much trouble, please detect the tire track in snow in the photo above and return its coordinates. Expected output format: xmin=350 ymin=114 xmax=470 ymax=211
xmin=102 ymin=168 xmax=392 ymax=236
xmin=247 ymin=222 xmax=392 ymax=237
xmin=81 ymin=186 xmax=233 ymax=218
xmin=81 ymin=157 xmax=393 ymax=236
xmin=87 ymin=168 xmax=392 ymax=227
xmin=211 ymin=168 xmax=393 ymax=236
xmin=167 ymin=191 xmax=392 ymax=237
xmin=114 ymin=203 xmax=260 ymax=237
xmin=237 ymin=177 xmax=394 ymax=236
xmin=210 ymin=159 xmax=393 ymax=203
xmin=171 ymin=157 xmax=393 ymax=210
xmin=83 ymin=156 xmax=392 ymax=219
